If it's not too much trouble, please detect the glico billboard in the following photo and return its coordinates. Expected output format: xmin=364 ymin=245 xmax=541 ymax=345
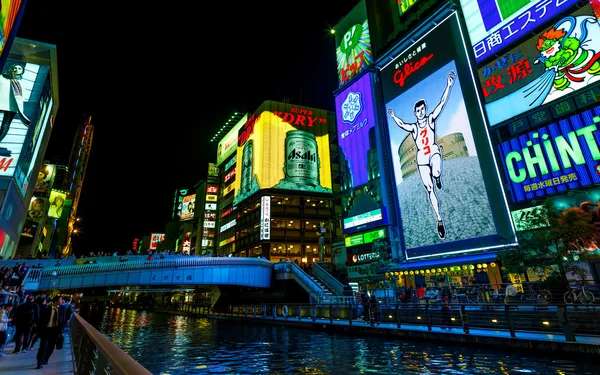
xmin=499 ymin=103 xmax=600 ymax=203
xmin=216 ymin=114 xmax=248 ymax=166
xmin=335 ymin=0 xmax=372 ymax=88
xmin=335 ymin=72 xmax=389 ymax=233
xmin=233 ymin=101 xmax=333 ymax=207
xmin=460 ymin=0 xmax=579 ymax=64
xmin=380 ymin=11 xmax=515 ymax=259
xmin=480 ymin=2 xmax=600 ymax=126
xmin=0 ymin=60 xmax=52 ymax=197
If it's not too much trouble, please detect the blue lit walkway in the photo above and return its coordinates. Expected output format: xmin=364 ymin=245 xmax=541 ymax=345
xmin=0 ymin=332 xmax=74 ymax=374
xmin=198 ymin=310 xmax=600 ymax=355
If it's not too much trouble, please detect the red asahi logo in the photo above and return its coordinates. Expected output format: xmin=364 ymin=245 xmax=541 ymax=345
xmin=393 ymin=53 xmax=434 ymax=87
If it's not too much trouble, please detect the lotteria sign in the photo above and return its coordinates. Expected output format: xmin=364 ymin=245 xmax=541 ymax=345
xmin=499 ymin=105 xmax=600 ymax=203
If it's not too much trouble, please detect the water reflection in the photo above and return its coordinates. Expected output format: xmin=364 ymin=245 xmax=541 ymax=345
xmin=89 ymin=308 xmax=598 ymax=375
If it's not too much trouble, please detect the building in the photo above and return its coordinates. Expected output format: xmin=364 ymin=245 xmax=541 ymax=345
xmin=217 ymin=100 xmax=340 ymax=263
xmin=0 ymin=38 xmax=59 ymax=259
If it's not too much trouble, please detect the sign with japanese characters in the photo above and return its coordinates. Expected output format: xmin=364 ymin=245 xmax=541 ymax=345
xmin=479 ymin=4 xmax=600 ymax=126
xmin=510 ymin=205 xmax=549 ymax=231
xmin=334 ymin=0 xmax=372 ymax=87
xmin=461 ymin=0 xmax=579 ymax=64
xmin=149 ymin=233 xmax=165 ymax=250
xmin=499 ymin=104 xmax=600 ymax=203
xmin=260 ymin=196 xmax=271 ymax=240
xmin=380 ymin=12 xmax=515 ymax=259
xmin=335 ymin=72 xmax=377 ymax=189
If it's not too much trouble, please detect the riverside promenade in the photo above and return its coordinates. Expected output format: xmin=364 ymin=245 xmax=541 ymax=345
xmin=0 ymin=332 xmax=74 ymax=374
xmin=151 ymin=302 xmax=600 ymax=357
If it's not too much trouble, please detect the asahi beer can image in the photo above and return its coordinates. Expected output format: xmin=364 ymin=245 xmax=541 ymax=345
xmin=233 ymin=101 xmax=333 ymax=206
xmin=283 ymin=130 xmax=319 ymax=186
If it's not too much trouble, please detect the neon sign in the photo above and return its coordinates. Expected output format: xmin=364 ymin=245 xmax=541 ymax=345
xmin=499 ymin=106 xmax=600 ymax=203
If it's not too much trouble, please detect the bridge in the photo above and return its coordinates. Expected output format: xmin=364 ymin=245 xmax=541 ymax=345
xmin=22 ymin=257 xmax=275 ymax=290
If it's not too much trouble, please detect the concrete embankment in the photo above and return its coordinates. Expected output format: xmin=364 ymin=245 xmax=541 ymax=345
xmin=152 ymin=308 xmax=600 ymax=357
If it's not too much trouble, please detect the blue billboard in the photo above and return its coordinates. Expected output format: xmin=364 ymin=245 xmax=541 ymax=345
xmin=460 ymin=0 xmax=579 ymax=64
xmin=335 ymin=72 xmax=389 ymax=232
xmin=499 ymin=104 xmax=600 ymax=203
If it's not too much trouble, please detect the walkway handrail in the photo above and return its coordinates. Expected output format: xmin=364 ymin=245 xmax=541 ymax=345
xmin=287 ymin=261 xmax=327 ymax=302
xmin=70 ymin=313 xmax=152 ymax=375
xmin=40 ymin=257 xmax=273 ymax=278
xmin=313 ymin=262 xmax=344 ymax=296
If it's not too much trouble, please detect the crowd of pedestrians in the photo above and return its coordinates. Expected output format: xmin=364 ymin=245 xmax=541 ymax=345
xmin=0 ymin=293 xmax=76 ymax=369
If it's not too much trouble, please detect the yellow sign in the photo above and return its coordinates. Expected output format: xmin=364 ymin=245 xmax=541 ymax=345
xmin=206 ymin=194 xmax=218 ymax=202
xmin=233 ymin=101 xmax=333 ymax=206
xmin=222 ymin=183 xmax=235 ymax=197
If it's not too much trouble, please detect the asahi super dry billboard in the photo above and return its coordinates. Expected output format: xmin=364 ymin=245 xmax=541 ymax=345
xmin=233 ymin=101 xmax=333 ymax=206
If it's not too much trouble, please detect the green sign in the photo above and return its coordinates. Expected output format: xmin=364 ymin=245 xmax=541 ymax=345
xmin=345 ymin=234 xmax=364 ymax=247
xmin=345 ymin=228 xmax=386 ymax=248
xmin=510 ymin=206 xmax=549 ymax=232
xmin=343 ymin=208 xmax=383 ymax=230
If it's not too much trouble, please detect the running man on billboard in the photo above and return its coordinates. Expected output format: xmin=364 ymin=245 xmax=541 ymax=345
xmin=387 ymin=70 xmax=455 ymax=239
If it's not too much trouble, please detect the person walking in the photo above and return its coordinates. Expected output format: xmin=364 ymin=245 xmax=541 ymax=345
xmin=12 ymin=294 xmax=37 ymax=353
xmin=27 ymin=297 xmax=46 ymax=351
xmin=35 ymin=297 xmax=64 ymax=369
xmin=360 ymin=290 xmax=370 ymax=324
xmin=369 ymin=295 xmax=381 ymax=326
xmin=440 ymin=294 xmax=452 ymax=330
xmin=0 ymin=304 xmax=13 ymax=356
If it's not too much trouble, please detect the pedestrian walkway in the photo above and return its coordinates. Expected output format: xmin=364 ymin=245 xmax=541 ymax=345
xmin=0 ymin=332 xmax=74 ymax=374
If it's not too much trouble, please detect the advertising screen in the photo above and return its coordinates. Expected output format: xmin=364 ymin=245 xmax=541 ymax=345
xmin=460 ymin=0 xmax=578 ymax=63
xmin=480 ymin=3 xmax=600 ymax=126
xmin=336 ymin=73 xmax=377 ymax=189
xmin=0 ymin=62 xmax=51 ymax=183
xmin=217 ymin=114 xmax=248 ymax=166
xmin=26 ymin=196 xmax=47 ymax=223
xmin=0 ymin=1 xmax=27 ymax=68
xmin=47 ymin=190 xmax=66 ymax=219
xmin=335 ymin=72 xmax=389 ymax=231
xmin=149 ymin=233 xmax=165 ymax=250
xmin=381 ymin=12 xmax=514 ymax=259
xmin=499 ymin=104 xmax=600 ymax=202
xmin=33 ymin=163 xmax=54 ymax=196
xmin=172 ymin=188 xmax=189 ymax=219
xmin=233 ymin=101 xmax=332 ymax=206
xmin=511 ymin=205 xmax=549 ymax=231
xmin=335 ymin=0 xmax=372 ymax=87
xmin=180 ymin=194 xmax=196 ymax=221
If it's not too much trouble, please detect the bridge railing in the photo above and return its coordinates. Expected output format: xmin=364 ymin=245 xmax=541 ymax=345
xmin=70 ymin=313 xmax=152 ymax=374
xmin=217 ymin=301 xmax=599 ymax=341
xmin=312 ymin=262 xmax=344 ymax=296
xmin=286 ymin=261 xmax=329 ymax=303
xmin=38 ymin=257 xmax=273 ymax=278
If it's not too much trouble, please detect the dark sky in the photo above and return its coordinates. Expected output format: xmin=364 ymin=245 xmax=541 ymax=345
xmin=15 ymin=1 xmax=358 ymax=254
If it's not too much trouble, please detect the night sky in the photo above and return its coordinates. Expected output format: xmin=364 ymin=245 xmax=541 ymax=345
xmin=14 ymin=1 xmax=358 ymax=254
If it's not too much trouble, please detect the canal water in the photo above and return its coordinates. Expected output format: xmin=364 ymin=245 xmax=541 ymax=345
xmin=88 ymin=307 xmax=598 ymax=375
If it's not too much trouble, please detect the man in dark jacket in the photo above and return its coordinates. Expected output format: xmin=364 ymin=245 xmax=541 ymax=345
xmin=35 ymin=296 xmax=66 ymax=369
xmin=12 ymin=295 xmax=37 ymax=353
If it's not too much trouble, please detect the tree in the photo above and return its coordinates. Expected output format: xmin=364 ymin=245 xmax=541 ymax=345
xmin=498 ymin=198 xmax=593 ymax=288
xmin=361 ymin=239 xmax=399 ymax=286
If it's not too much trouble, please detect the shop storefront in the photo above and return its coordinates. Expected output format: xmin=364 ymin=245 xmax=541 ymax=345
xmin=386 ymin=253 xmax=504 ymax=291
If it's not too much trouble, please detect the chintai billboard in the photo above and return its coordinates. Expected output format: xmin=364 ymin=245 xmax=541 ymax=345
xmin=380 ymin=10 xmax=516 ymax=259
xmin=499 ymin=103 xmax=600 ymax=203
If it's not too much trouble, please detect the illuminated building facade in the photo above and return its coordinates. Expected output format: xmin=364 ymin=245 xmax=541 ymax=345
xmin=221 ymin=100 xmax=340 ymax=263
xmin=0 ymin=38 xmax=59 ymax=258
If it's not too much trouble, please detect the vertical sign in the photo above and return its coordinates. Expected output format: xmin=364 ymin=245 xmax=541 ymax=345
xmin=380 ymin=12 xmax=515 ymax=259
xmin=260 ymin=196 xmax=271 ymax=240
